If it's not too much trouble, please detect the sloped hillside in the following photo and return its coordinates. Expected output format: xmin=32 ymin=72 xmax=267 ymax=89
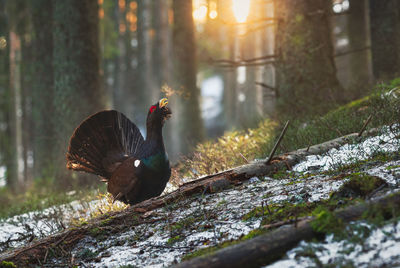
xmin=0 ymin=87 xmax=400 ymax=267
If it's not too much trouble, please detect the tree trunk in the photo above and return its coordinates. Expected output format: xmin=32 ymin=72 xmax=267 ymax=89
xmin=53 ymin=0 xmax=104 ymax=185
xmin=347 ymin=0 xmax=372 ymax=97
xmin=173 ymin=0 xmax=204 ymax=154
xmin=9 ymin=31 xmax=23 ymax=190
xmin=369 ymin=0 xmax=400 ymax=80
xmin=31 ymin=0 xmax=55 ymax=180
xmin=274 ymin=0 xmax=344 ymax=116
xmin=20 ymin=36 xmax=33 ymax=185
xmin=137 ymin=0 xmax=154 ymax=126
xmin=152 ymin=0 xmax=171 ymax=92
xmin=0 ymin=0 xmax=13 ymax=188
xmin=262 ymin=0 xmax=276 ymax=116
xmin=113 ymin=1 xmax=127 ymax=113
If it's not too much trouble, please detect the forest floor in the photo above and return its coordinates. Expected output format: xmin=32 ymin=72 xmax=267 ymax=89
xmin=1 ymin=85 xmax=400 ymax=267
xmin=0 ymin=123 xmax=399 ymax=267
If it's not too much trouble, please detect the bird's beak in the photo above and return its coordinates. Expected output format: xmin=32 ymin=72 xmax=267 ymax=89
xmin=159 ymin=98 xmax=168 ymax=108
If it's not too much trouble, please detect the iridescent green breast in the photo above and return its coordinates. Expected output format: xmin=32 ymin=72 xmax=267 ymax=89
xmin=141 ymin=152 xmax=169 ymax=173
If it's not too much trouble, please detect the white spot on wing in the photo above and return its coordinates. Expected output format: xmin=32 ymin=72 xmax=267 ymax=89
xmin=134 ymin=160 xmax=140 ymax=167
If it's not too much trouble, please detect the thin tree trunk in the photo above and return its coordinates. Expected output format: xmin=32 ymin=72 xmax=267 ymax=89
xmin=347 ymin=0 xmax=372 ymax=97
xmin=262 ymin=0 xmax=276 ymax=116
xmin=31 ymin=0 xmax=55 ymax=180
xmin=20 ymin=37 xmax=32 ymax=185
xmin=369 ymin=0 xmax=400 ymax=80
xmin=113 ymin=1 xmax=126 ymax=113
xmin=153 ymin=0 xmax=171 ymax=92
xmin=137 ymin=0 xmax=154 ymax=123
xmin=0 ymin=0 xmax=13 ymax=188
xmin=9 ymin=31 xmax=23 ymax=189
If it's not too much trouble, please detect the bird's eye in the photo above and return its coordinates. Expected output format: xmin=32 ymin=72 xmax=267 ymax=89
xmin=149 ymin=106 xmax=157 ymax=114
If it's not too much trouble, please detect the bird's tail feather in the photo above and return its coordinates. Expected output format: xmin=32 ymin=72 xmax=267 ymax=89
xmin=66 ymin=110 xmax=144 ymax=180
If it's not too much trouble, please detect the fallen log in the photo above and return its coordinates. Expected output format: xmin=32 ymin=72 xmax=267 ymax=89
xmin=173 ymin=192 xmax=400 ymax=268
xmin=0 ymin=129 xmax=377 ymax=266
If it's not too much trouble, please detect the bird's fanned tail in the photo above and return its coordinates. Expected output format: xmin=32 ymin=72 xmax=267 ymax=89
xmin=66 ymin=110 xmax=144 ymax=180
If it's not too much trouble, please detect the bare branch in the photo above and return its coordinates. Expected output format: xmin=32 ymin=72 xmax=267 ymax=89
xmin=358 ymin=115 xmax=373 ymax=137
xmin=267 ymin=121 xmax=290 ymax=164
xmin=335 ymin=46 xmax=371 ymax=58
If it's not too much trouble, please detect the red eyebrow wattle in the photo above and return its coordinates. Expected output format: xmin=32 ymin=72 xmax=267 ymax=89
xmin=149 ymin=106 xmax=157 ymax=113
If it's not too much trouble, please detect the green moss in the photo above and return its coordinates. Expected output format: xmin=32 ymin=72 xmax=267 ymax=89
xmin=167 ymin=235 xmax=182 ymax=244
xmin=272 ymin=169 xmax=288 ymax=180
xmin=241 ymin=228 xmax=268 ymax=240
xmin=311 ymin=207 xmax=343 ymax=234
xmin=386 ymin=165 xmax=400 ymax=170
xmin=182 ymin=228 xmax=269 ymax=261
xmin=331 ymin=173 xmax=385 ymax=199
xmin=100 ymin=216 xmax=114 ymax=226
xmin=89 ymin=227 xmax=105 ymax=239
xmin=170 ymin=216 xmax=199 ymax=233
xmin=217 ymin=199 xmax=227 ymax=206
xmin=362 ymin=195 xmax=399 ymax=225
xmin=242 ymin=201 xmax=319 ymax=225
xmin=0 ymin=261 xmax=16 ymax=268
xmin=77 ymin=248 xmax=98 ymax=260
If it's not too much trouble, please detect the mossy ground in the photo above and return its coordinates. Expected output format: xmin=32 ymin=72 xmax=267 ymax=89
xmin=175 ymin=79 xmax=400 ymax=180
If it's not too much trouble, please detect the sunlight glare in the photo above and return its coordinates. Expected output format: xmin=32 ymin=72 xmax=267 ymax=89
xmin=209 ymin=10 xmax=218 ymax=19
xmin=193 ymin=5 xmax=208 ymax=22
xmin=232 ymin=0 xmax=251 ymax=23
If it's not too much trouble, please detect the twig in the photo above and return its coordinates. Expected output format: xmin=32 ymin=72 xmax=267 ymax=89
xmin=358 ymin=115 xmax=373 ymax=137
xmin=262 ymin=217 xmax=309 ymax=230
xmin=43 ymin=248 xmax=49 ymax=264
xmin=211 ymin=54 xmax=276 ymax=64
xmin=148 ymin=244 xmax=192 ymax=250
xmin=335 ymin=46 xmax=371 ymax=58
xmin=266 ymin=121 xmax=290 ymax=164
xmin=255 ymin=82 xmax=276 ymax=91
xmin=264 ymin=201 xmax=272 ymax=215
xmin=238 ymin=153 xmax=249 ymax=163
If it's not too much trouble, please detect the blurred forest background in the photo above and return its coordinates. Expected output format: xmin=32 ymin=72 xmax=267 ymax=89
xmin=0 ymin=0 xmax=399 ymax=195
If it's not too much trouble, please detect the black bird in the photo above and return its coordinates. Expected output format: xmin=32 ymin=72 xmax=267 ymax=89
xmin=66 ymin=98 xmax=172 ymax=205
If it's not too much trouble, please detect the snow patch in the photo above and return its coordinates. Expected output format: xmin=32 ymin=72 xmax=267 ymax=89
xmin=294 ymin=126 xmax=400 ymax=173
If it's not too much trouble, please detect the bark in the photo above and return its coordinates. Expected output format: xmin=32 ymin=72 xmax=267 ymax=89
xmin=347 ymin=0 xmax=372 ymax=96
xmin=0 ymin=0 xmax=12 ymax=188
xmin=262 ymin=0 xmax=276 ymax=116
xmin=0 ymin=129 xmax=378 ymax=266
xmin=31 ymin=0 xmax=55 ymax=180
xmin=20 ymin=36 xmax=33 ymax=185
xmin=113 ymin=1 xmax=126 ymax=113
xmin=152 ymin=0 xmax=171 ymax=92
xmin=173 ymin=0 xmax=204 ymax=154
xmin=8 ymin=31 xmax=23 ymax=189
xmin=52 ymin=0 xmax=104 ymax=184
xmin=240 ymin=1 xmax=264 ymax=128
xmin=137 ymin=0 xmax=154 ymax=124
xmin=274 ymin=0 xmax=344 ymax=116
xmin=369 ymin=0 xmax=400 ymax=80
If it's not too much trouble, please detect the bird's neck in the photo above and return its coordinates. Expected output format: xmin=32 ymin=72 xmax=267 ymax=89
xmin=145 ymin=124 xmax=165 ymax=152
